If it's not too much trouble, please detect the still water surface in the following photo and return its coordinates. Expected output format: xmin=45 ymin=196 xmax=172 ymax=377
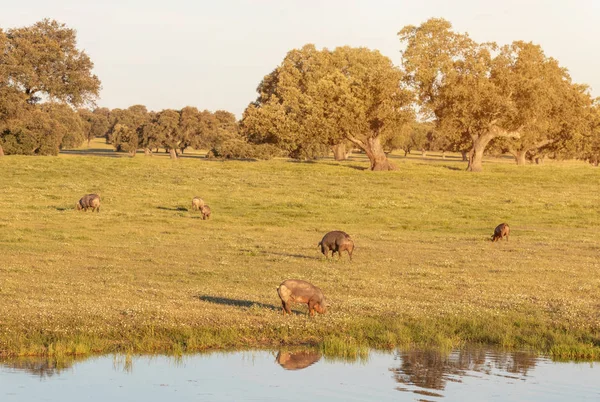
xmin=1 ymin=348 xmax=598 ymax=401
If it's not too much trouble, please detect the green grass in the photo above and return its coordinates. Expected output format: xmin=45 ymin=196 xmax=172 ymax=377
xmin=0 ymin=140 xmax=599 ymax=359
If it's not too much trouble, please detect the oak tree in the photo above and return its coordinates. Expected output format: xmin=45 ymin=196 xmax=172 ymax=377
xmin=79 ymin=107 xmax=110 ymax=146
xmin=108 ymin=105 xmax=149 ymax=155
xmin=5 ymin=19 xmax=100 ymax=106
xmin=0 ymin=19 xmax=100 ymax=156
xmin=399 ymin=19 xmax=586 ymax=171
xmin=242 ymin=44 xmax=413 ymax=170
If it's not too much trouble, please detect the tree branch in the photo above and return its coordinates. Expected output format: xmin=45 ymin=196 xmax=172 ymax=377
xmin=505 ymin=144 xmax=517 ymax=157
xmin=490 ymin=125 xmax=521 ymax=139
xmin=533 ymin=138 xmax=554 ymax=149
xmin=344 ymin=133 xmax=366 ymax=149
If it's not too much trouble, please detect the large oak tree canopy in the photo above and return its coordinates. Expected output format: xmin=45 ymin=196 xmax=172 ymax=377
xmin=241 ymin=44 xmax=414 ymax=171
xmin=398 ymin=18 xmax=590 ymax=171
xmin=5 ymin=19 xmax=100 ymax=106
xmin=0 ymin=19 xmax=101 ymax=156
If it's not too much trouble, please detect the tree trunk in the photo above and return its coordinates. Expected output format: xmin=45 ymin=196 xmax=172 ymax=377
xmin=461 ymin=151 xmax=468 ymax=161
xmin=332 ymin=143 xmax=347 ymax=161
xmin=144 ymin=148 xmax=153 ymax=156
xmin=509 ymin=139 xmax=552 ymax=166
xmin=515 ymin=150 xmax=527 ymax=166
xmin=128 ymin=149 xmax=137 ymax=157
xmin=466 ymin=125 xmax=521 ymax=172
xmin=345 ymin=134 xmax=397 ymax=171
xmin=169 ymin=148 xmax=177 ymax=159
xmin=441 ymin=150 xmax=446 ymax=159
xmin=421 ymin=150 xmax=427 ymax=157
xmin=365 ymin=137 xmax=397 ymax=171
xmin=467 ymin=134 xmax=494 ymax=172
xmin=87 ymin=138 xmax=91 ymax=147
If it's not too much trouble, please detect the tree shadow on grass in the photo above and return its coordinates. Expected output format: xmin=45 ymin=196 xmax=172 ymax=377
xmin=253 ymin=250 xmax=321 ymax=261
xmin=157 ymin=206 xmax=188 ymax=211
xmin=286 ymin=159 xmax=318 ymax=164
xmin=443 ymin=165 xmax=463 ymax=171
xmin=60 ymin=149 xmax=126 ymax=158
xmin=322 ymin=162 xmax=369 ymax=171
xmin=197 ymin=295 xmax=304 ymax=314
xmin=344 ymin=164 xmax=369 ymax=171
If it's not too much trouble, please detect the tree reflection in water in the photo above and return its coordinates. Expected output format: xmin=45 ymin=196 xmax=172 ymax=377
xmin=391 ymin=348 xmax=538 ymax=396
xmin=1 ymin=357 xmax=80 ymax=378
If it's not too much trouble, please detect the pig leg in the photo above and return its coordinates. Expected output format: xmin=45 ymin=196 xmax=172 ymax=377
xmin=282 ymin=301 xmax=292 ymax=315
xmin=308 ymin=299 xmax=321 ymax=317
xmin=281 ymin=301 xmax=288 ymax=315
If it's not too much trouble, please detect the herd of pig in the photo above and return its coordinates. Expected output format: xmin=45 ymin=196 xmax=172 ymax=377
xmin=75 ymin=193 xmax=510 ymax=317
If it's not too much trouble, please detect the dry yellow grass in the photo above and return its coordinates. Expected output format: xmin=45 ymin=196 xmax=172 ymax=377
xmin=0 ymin=140 xmax=599 ymax=359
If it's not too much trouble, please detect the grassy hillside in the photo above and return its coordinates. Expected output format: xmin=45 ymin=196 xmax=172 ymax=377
xmin=1 ymin=143 xmax=599 ymax=359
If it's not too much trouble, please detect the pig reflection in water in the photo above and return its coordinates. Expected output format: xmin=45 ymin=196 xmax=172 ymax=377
xmin=275 ymin=350 xmax=322 ymax=370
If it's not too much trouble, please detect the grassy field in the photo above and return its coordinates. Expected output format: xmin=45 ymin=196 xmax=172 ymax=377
xmin=1 ymin=140 xmax=599 ymax=360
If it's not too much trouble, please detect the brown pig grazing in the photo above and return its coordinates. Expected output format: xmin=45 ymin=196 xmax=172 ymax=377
xmin=491 ymin=223 xmax=510 ymax=242
xmin=318 ymin=230 xmax=354 ymax=260
xmin=200 ymin=204 xmax=211 ymax=220
xmin=277 ymin=279 xmax=328 ymax=316
xmin=191 ymin=197 xmax=205 ymax=211
xmin=76 ymin=194 xmax=101 ymax=212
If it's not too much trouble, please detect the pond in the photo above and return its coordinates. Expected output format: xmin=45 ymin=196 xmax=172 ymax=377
xmin=1 ymin=348 xmax=598 ymax=401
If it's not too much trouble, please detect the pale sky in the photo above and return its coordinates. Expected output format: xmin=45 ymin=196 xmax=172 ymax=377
xmin=1 ymin=0 xmax=599 ymax=117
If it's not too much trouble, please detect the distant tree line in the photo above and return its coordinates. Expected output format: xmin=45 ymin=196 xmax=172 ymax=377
xmin=95 ymin=105 xmax=279 ymax=159
xmin=1 ymin=18 xmax=599 ymax=169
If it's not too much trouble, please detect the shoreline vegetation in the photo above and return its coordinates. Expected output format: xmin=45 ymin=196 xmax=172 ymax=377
xmin=0 ymin=143 xmax=599 ymax=360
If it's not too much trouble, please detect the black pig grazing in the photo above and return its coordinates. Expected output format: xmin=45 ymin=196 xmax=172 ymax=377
xmin=491 ymin=223 xmax=510 ymax=242
xmin=76 ymin=194 xmax=100 ymax=212
xmin=318 ymin=230 xmax=354 ymax=260
xmin=277 ymin=279 xmax=327 ymax=316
